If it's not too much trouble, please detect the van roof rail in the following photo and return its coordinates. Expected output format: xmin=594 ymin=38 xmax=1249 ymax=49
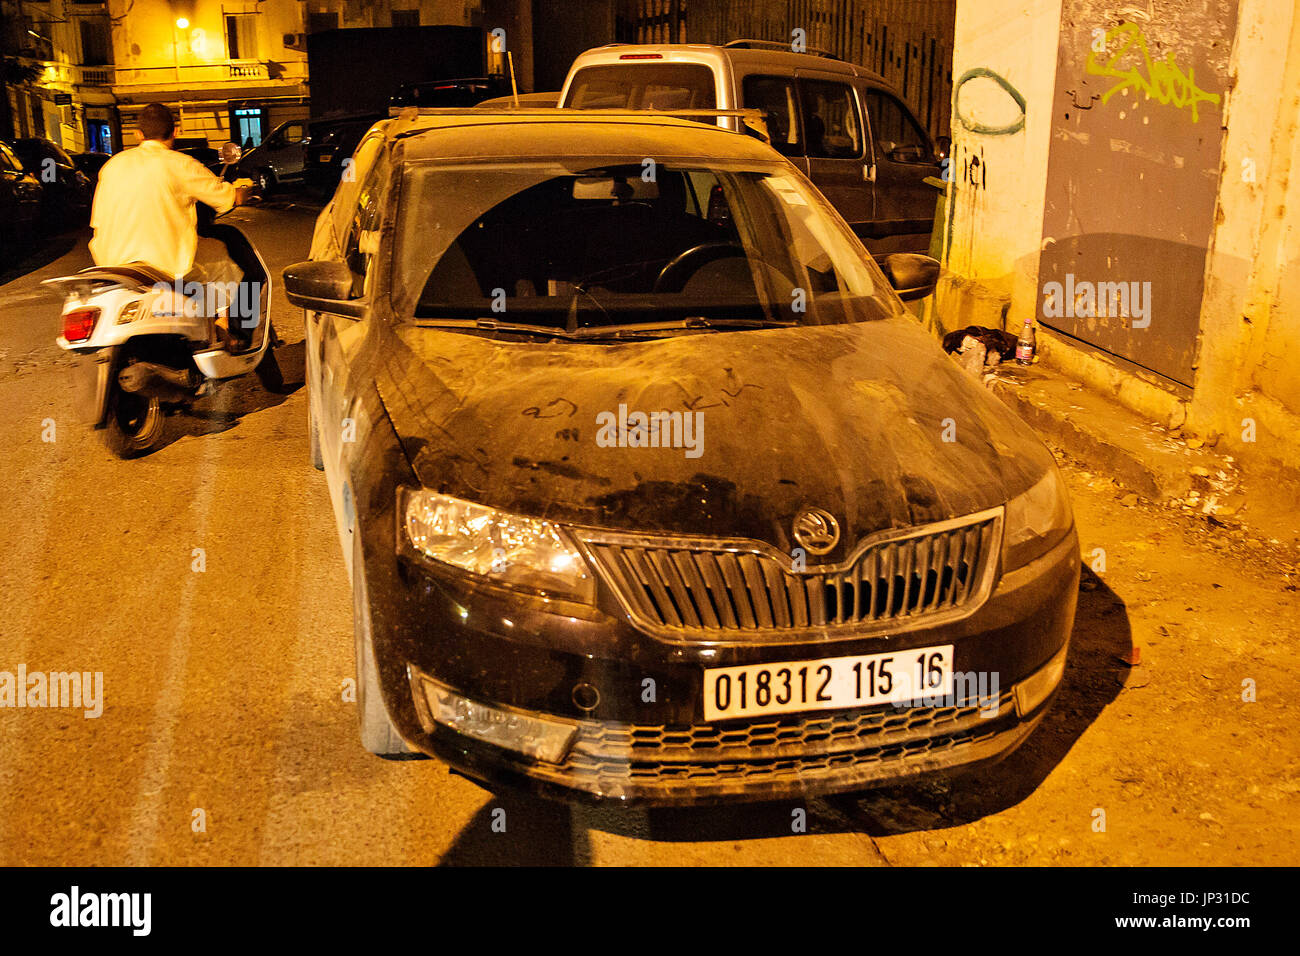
xmin=723 ymin=38 xmax=841 ymax=60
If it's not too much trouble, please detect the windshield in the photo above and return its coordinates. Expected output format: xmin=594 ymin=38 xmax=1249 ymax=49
xmin=395 ymin=160 xmax=898 ymax=337
xmin=565 ymin=64 xmax=717 ymax=111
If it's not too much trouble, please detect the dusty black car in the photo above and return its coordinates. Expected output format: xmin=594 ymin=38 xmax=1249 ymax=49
xmin=286 ymin=110 xmax=1078 ymax=806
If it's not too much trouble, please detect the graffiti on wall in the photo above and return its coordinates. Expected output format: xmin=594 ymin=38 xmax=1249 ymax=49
xmin=1085 ymin=22 xmax=1221 ymax=123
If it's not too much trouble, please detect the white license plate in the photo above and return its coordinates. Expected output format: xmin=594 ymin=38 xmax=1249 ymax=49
xmin=703 ymin=645 xmax=954 ymax=721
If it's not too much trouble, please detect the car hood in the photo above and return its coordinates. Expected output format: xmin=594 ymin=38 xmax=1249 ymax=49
xmin=376 ymin=316 xmax=1057 ymax=559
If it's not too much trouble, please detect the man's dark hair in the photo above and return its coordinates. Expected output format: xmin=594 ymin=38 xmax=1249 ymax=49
xmin=138 ymin=102 xmax=175 ymax=141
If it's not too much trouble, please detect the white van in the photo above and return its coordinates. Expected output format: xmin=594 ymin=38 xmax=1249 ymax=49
xmin=560 ymin=39 xmax=944 ymax=255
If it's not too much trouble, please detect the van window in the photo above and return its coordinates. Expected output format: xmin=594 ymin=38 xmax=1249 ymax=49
xmin=741 ymin=75 xmax=802 ymax=157
xmin=799 ymin=79 xmax=862 ymax=160
xmin=865 ymin=90 xmax=932 ymax=164
xmin=566 ymin=64 xmax=716 ymax=112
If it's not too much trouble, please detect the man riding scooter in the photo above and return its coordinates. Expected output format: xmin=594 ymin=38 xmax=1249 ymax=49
xmin=89 ymin=102 xmax=258 ymax=349
xmin=49 ymin=103 xmax=281 ymax=458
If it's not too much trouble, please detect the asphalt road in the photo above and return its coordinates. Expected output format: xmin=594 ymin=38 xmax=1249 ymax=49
xmin=1 ymin=204 xmax=1295 ymax=866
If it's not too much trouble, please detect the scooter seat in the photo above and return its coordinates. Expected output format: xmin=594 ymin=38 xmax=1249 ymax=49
xmin=74 ymin=262 xmax=176 ymax=290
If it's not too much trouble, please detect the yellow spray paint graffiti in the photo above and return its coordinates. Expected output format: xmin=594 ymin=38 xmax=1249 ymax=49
xmin=1085 ymin=22 xmax=1221 ymax=122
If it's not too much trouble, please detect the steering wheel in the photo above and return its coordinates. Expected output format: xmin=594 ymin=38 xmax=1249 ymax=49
xmin=653 ymin=242 xmax=745 ymax=293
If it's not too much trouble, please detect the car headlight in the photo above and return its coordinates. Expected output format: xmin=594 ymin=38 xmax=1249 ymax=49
xmin=1003 ymin=466 xmax=1073 ymax=569
xmin=400 ymin=489 xmax=595 ymax=604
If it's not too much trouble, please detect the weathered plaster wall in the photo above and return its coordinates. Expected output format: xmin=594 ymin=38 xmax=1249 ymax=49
xmin=941 ymin=0 xmax=1300 ymax=476
xmin=1191 ymin=0 xmax=1300 ymax=472
xmin=933 ymin=0 xmax=1061 ymax=335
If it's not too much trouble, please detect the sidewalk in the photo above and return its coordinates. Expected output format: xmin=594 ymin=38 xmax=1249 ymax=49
xmin=979 ymin=359 xmax=1300 ymax=553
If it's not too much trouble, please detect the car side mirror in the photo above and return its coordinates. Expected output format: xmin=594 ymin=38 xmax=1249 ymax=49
xmin=882 ymin=253 xmax=940 ymax=301
xmin=887 ymin=144 xmax=927 ymax=164
xmin=283 ymin=260 xmax=365 ymax=318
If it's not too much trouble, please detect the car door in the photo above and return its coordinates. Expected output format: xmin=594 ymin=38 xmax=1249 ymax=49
xmin=794 ymin=72 xmax=873 ymax=231
xmin=314 ymin=144 xmax=389 ymax=554
xmin=860 ymin=87 xmax=941 ymax=252
xmin=307 ymin=135 xmax=385 ymax=516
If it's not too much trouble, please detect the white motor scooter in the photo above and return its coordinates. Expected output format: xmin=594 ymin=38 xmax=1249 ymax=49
xmin=47 ymin=142 xmax=280 ymax=457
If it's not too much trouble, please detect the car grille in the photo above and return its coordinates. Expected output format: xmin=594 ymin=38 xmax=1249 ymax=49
xmin=576 ymin=508 xmax=1001 ymax=640
xmin=538 ymin=692 xmax=1016 ymax=796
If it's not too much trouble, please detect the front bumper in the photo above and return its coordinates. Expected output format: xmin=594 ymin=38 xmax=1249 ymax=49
xmin=373 ymin=526 xmax=1079 ymax=807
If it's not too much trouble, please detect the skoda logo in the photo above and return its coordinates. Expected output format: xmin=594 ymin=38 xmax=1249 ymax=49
xmin=792 ymin=507 xmax=840 ymax=555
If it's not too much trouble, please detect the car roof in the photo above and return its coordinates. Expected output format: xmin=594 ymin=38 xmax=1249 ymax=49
xmin=568 ymin=42 xmax=890 ymax=86
xmin=389 ymin=109 xmax=784 ymax=165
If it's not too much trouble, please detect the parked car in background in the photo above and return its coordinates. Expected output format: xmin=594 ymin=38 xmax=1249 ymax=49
xmin=173 ymin=137 xmax=220 ymax=172
xmin=234 ymin=119 xmax=310 ymax=192
xmin=303 ymin=114 xmax=383 ymax=197
xmin=0 ymin=140 xmax=44 ymax=250
xmin=476 ymin=91 xmax=562 ymax=108
xmin=389 ymin=75 xmax=511 ymax=110
xmin=284 ymin=109 xmax=1078 ymax=806
xmin=11 ymin=138 xmax=91 ymax=226
xmin=561 ymin=40 xmax=943 ymax=255
xmin=72 ymin=150 xmax=112 ymax=188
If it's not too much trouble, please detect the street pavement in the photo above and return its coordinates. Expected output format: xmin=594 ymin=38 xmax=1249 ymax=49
xmin=0 ymin=203 xmax=1295 ymax=866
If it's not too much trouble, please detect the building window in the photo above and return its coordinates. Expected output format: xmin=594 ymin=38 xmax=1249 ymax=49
xmin=308 ymin=12 xmax=340 ymax=32
xmin=231 ymin=107 xmax=267 ymax=148
xmin=226 ymin=13 xmax=259 ymax=59
xmin=79 ymin=18 xmax=112 ymax=65
xmin=392 ymin=9 xmax=419 ymax=27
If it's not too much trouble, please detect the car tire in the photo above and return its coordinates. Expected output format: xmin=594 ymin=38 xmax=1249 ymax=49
xmin=102 ymin=382 xmax=165 ymax=458
xmin=308 ymin=387 xmax=324 ymax=470
xmin=352 ymin=534 xmax=417 ymax=759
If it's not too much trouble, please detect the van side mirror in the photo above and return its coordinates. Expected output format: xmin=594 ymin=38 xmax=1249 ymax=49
xmin=882 ymin=253 xmax=940 ymax=301
xmin=283 ymin=260 xmax=365 ymax=318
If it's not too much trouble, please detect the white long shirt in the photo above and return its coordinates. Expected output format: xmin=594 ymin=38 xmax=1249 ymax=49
xmin=89 ymin=139 xmax=238 ymax=278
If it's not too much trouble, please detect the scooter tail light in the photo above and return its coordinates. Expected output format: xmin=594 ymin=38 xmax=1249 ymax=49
xmin=63 ymin=306 xmax=101 ymax=343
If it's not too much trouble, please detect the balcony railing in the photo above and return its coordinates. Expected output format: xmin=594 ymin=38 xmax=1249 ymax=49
xmin=70 ymin=61 xmax=306 ymax=88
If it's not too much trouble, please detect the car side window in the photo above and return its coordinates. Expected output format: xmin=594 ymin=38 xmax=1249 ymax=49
xmin=343 ymin=157 xmax=388 ymax=290
xmin=282 ymin=123 xmax=305 ymax=145
xmin=798 ymin=79 xmax=863 ymax=160
xmin=741 ymin=75 xmax=803 ymax=157
xmin=331 ymin=134 xmax=383 ymax=245
xmin=865 ymin=90 xmax=932 ymax=164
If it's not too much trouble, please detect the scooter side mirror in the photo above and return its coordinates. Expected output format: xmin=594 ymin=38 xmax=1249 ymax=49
xmin=283 ymin=260 xmax=365 ymax=318
xmin=219 ymin=142 xmax=242 ymax=165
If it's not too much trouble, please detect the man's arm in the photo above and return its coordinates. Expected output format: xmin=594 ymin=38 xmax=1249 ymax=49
xmin=174 ymin=153 xmax=241 ymax=213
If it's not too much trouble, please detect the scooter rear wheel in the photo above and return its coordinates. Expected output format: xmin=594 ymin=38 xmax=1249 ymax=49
xmin=103 ymin=384 xmax=165 ymax=458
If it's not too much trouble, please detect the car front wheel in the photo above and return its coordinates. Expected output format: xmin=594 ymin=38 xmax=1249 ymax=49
xmin=352 ymin=534 xmax=418 ymax=759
